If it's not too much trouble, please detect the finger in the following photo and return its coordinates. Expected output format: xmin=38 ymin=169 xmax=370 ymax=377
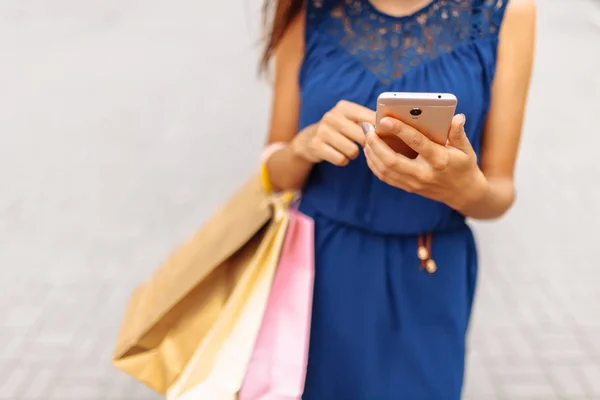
xmin=336 ymin=100 xmax=376 ymax=126
xmin=364 ymin=147 xmax=408 ymax=189
xmin=365 ymin=126 xmax=417 ymax=174
xmin=314 ymin=141 xmax=349 ymax=166
xmin=364 ymin=143 xmax=386 ymax=175
xmin=364 ymin=148 xmax=386 ymax=181
xmin=446 ymin=114 xmax=472 ymax=154
xmin=378 ymin=117 xmax=441 ymax=160
xmin=364 ymin=146 xmax=392 ymax=182
xmin=320 ymin=124 xmax=361 ymax=160
xmin=364 ymin=144 xmax=397 ymax=178
xmin=322 ymin=111 xmax=366 ymax=147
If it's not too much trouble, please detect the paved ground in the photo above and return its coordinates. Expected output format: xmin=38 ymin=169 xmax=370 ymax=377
xmin=0 ymin=0 xmax=599 ymax=399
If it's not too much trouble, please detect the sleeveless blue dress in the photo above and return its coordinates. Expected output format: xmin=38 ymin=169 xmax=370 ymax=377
xmin=296 ymin=0 xmax=508 ymax=398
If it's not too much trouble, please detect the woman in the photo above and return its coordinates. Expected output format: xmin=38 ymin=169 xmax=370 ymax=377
xmin=261 ymin=0 xmax=535 ymax=398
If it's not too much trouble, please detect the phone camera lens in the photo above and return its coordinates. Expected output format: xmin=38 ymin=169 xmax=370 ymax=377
xmin=438 ymin=95 xmax=442 ymax=99
xmin=410 ymin=108 xmax=422 ymax=116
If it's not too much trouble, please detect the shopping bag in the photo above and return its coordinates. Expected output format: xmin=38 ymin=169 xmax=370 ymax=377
xmin=112 ymin=175 xmax=275 ymax=394
xmin=239 ymin=207 xmax=315 ymax=400
xmin=166 ymin=195 xmax=290 ymax=400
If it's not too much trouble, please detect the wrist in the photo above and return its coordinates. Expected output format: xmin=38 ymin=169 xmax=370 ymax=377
xmin=289 ymin=135 xmax=305 ymax=159
xmin=453 ymin=169 xmax=489 ymax=214
xmin=260 ymin=142 xmax=288 ymax=165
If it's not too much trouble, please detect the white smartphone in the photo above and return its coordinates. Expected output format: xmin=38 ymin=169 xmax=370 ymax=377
xmin=375 ymin=92 xmax=458 ymax=158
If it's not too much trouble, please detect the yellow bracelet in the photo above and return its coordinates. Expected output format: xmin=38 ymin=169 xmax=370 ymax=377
xmin=260 ymin=162 xmax=273 ymax=195
xmin=259 ymin=142 xmax=288 ymax=194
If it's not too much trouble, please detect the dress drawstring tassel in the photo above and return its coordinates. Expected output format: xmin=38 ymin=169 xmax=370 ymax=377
xmin=417 ymin=233 xmax=437 ymax=274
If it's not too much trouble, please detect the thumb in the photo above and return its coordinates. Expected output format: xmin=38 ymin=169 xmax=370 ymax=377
xmin=447 ymin=114 xmax=471 ymax=153
xmin=377 ymin=116 xmax=404 ymax=136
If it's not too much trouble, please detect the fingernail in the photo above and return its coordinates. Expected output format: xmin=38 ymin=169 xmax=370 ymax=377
xmin=459 ymin=114 xmax=466 ymax=127
xmin=361 ymin=122 xmax=372 ymax=134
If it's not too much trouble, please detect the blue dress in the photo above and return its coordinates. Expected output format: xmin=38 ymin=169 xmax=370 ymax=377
xmin=297 ymin=0 xmax=509 ymax=398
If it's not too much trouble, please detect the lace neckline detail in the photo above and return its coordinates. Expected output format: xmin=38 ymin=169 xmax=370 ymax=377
xmin=310 ymin=0 xmax=506 ymax=85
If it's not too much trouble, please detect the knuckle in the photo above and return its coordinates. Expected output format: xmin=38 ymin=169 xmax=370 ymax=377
xmin=416 ymin=169 xmax=434 ymax=183
xmin=348 ymin=145 xmax=360 ymax=159
xmin=307 ymin=142 xmax=320 ymax=158
xmin=379 ymin=164 xmax=392 ymax=178
xmin=326 ymin=151 xmax=345 ymax=166
xmin=322 ymin=111 xmax=335 ymax=124
xmin=408 ymin=133 xmax=423 ymax=148
xmin=313 ymin=129 xmax=323 ymax=141
xmin=384 ymin=156 xmax=398 ymax=169
xmin=404 ymin=184 xmax=416 ymax=194
xmin=395 ymin=123 xmax=407 ymax=136
xmin=315 ymin=125 xmax=328 ymax=140
xmin=336 ymin=100 xmax=349 ymax=110
xmin=366 ymin=133 xmax=376 ymax=146
xmin=315 ymin=121 xmax=324 ymax=133
xmin=431 ymin=154 xmax=449 ymax=171
xmin=308 ymin=135 xmax=323 ymax=150
xmin=454 ymin=128 xmax=466 ymax=140
xmin=335 ymin=156 xmax=349 ymax=166
xmin=409 ymin=179 xmax=425 ymax=192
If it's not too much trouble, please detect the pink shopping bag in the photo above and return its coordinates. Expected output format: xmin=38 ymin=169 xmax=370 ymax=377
xmin=238 ymin=207 xmax=315 ymax=400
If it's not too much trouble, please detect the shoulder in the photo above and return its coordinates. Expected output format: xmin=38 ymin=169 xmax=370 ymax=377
xmin=493 ymin=0 xmax=536 ymax=94
xmin=496 ymin=0 xmax=536 ymax=65
xmin=505 ymin=0 xmax=536 ymax=17
xmin=501 ymin=0 xmax=536 ymax=36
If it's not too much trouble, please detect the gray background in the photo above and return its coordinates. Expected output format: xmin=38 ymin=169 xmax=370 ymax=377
xmin=0 ymin=0 xmax=599 ymax=398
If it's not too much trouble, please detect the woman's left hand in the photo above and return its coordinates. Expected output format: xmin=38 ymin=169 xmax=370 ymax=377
xmin=363 ymin=114 xmax=488 ymax=212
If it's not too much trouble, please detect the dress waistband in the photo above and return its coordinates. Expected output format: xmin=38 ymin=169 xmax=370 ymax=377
xmin=297 ymin=197 xmax=468 ymax=237
xmin=297 ymin=197 xmax=470 ymax=275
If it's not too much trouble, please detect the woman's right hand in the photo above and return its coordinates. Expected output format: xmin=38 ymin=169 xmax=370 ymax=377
xmin=292 ymin=100 xmax=375 ymax=166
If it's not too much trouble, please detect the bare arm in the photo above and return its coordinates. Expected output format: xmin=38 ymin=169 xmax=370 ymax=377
xmin=457 ymin=0 xmax=537 ymax=219
xmin=263 ymin=12 xmax=315 ymax=192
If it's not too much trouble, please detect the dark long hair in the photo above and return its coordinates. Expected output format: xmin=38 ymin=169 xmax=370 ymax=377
xmin=260 ymin=0 xmax=305 ymax=72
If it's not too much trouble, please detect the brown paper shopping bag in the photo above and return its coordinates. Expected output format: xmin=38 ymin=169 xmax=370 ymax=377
xmin=112 ymin=175 xmax=275 ymax=394
xmin=166 ymin=196 xmax=290 ymax=400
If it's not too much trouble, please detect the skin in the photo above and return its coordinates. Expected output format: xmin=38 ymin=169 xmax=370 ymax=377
xmin=369 ymin=0 xmax=438 ymax=17
xmin=265 ymin=0 xmax=536 ymax=220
